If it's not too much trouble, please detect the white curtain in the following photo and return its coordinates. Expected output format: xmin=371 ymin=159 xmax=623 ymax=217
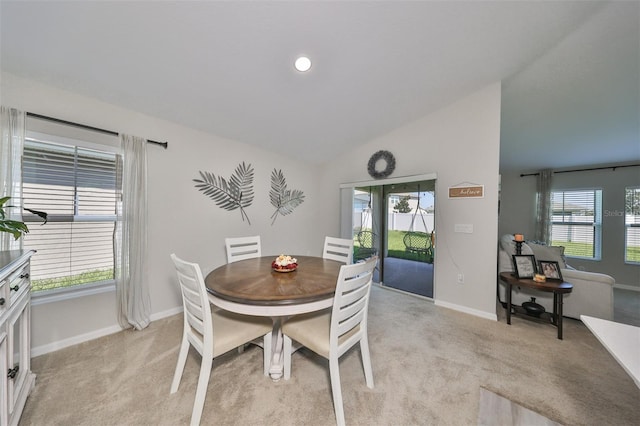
xmin=115 ymin=134 xmax=150 ymax=330
xmin=0 ymin=107 xmax=25 ymax=251
xmin=534 ymin=169 xmax=553 ymax=243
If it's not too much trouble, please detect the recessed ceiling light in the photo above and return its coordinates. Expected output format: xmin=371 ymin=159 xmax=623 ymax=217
xmin=294 ymin=56 xmax=312 ymax=72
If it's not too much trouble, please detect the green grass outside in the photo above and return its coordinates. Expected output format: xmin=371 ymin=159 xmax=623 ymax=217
xmin=552 ymin=240 xmax=640 ymax=262
xmin=552 ymin=240 xmax=594 ymax=258
xmin=354 ymin=229 xmax=431 ymax=263
xmin=627 ymin=246 xmax=640 ymax=263
xmin=32 ymin=268 xmax=114 ymax=292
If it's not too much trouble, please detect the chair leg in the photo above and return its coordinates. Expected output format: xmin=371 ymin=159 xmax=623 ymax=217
xmin=170 ymin=336 xmax=190 ymax=394
xmin=360 ymin=336 xmax=374 ymax=388
xmin=329 ymin=356 xmax=346 ymax=426
xmin=283 ymin=335 xmax=292 ymax=380
xmin=190 ymin=355 xmax=213 ymax=426
xmin=263 ymin=331 xmax=272 ymax=376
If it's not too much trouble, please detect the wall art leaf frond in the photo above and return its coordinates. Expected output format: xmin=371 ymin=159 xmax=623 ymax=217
xmin=270 ymin=168 xmax=305 ymax=225
xmin=193 ymin=162 xmax=254 ymax=224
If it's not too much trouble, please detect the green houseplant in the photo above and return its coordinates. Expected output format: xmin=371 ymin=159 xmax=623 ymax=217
xmin=0 ymin=196 xmax=47 ymax=240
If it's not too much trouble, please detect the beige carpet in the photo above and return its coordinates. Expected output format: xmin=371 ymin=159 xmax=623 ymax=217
xmin=21 ymin=286 xmax=640 ymax=425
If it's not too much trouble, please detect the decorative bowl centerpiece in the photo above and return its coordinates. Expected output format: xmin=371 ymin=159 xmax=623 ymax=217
xmin=272 ymin=254 xmax=298 ymax=272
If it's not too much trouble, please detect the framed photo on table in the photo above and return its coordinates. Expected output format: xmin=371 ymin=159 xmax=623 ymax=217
xmin=539 ymin=260 xmax=563 ymax=280
xmin=512 ymin=255 xmax=537 ymax=279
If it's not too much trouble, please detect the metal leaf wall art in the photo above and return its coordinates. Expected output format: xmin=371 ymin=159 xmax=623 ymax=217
xmin=193 ymin=162 xmax=255 ymax=224
xmin=270 ymin=168 xmax=305 ymax=225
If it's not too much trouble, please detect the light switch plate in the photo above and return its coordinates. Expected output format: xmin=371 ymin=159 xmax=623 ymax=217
xmin=454 ymin=224 xmax=474 ymax=233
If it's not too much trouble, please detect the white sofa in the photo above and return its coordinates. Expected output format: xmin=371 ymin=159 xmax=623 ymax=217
xmin=497 ymin=234 xmax=614 ymax=321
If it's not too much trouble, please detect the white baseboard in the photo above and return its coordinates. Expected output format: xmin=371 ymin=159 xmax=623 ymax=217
xmin=374 ymin=282 xmax=496 ymax=321
xmin=614 ymin=283 xmax=640 ymax=292
xmin=32 ymin=324 xmax=123 ymax=357
xmin=435 ymin=299 xmax=498 ymax=321
xmin=150 ymin=306 xmax=183 ymax=321
xmin=32 ymin=306 xmax=184 ymax=357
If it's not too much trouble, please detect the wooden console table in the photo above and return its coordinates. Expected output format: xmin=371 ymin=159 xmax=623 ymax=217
xmin=499 ymin=272 xmax=573 ymax=340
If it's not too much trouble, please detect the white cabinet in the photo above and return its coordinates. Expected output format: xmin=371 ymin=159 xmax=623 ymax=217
xmin=0 ymin=250 xmax=35 ymax=426
xmin=0 ymin=331 xmax=7 ymax=426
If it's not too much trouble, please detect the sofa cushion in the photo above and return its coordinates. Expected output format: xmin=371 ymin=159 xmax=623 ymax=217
xmin=527 ymin=242 xmax=567 ymax=268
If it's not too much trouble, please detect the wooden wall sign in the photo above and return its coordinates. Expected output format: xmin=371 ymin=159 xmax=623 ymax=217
xmin=448 ymin=185 xmax=484 ymax=199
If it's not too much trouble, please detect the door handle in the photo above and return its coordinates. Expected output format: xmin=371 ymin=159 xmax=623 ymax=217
xmin=8 ymin=365 xmax=19 ymax=379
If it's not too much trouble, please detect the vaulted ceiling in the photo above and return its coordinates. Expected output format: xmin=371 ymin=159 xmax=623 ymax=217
xmin=1 ymin=1 xmax=638 ymax=171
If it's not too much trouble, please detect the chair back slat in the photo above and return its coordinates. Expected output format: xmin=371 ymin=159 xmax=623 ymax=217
xmin=331 ymin=256 xmax=377 ymax=347
xmin=185 ymin=309 xmax=205 ymax=337
xmin=171 ymin=254 xmax=213 ymax=357
xmin=225 ymin=235 xmax=262 ymax=263
xmin=337 ymin=293 xmax=367 ymax=321
xmin=340 ymin=276 xmax=371 ymax=304
xmin=323 ymin=236 xmax=354 ymax=264
xmin=336 ymin=310 xmax=365 ymax=338
xmin=335 ymin=291 xmax=367 ymax=338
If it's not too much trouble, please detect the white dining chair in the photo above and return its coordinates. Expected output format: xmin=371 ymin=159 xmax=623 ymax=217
xmin=170 ymin=254 xmax=272 ymax=426
xmin=225 ymin=235 xmax=262 ymax=263
xmin=282 ymin=256 xmax=378 ymax=426
xmin=323 ymin=236 xmax=354 ymax=264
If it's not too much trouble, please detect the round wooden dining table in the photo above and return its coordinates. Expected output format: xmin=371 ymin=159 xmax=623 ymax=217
xmin=205 ymin=255 xmax=344 ymax=380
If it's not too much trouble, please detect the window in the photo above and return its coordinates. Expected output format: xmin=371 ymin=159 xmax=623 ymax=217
xmin=21 ymin=137 xmax=120 ymax=292
xmin=626 ymin=187 xmax=640 ymax=263
xmin=551 ymin=189 xmax=602 ymax=259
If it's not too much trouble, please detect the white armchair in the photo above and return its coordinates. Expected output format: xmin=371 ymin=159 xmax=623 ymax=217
xmin=497 ymin=234 xmax=614 ymax=321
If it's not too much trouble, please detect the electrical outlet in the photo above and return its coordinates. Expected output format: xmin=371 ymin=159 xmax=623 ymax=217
xmin=457 ymin=273 xmax=464 ymax=284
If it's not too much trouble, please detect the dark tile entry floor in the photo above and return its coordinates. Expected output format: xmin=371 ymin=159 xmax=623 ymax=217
xmin=379 ymin=256 xmax=434 ymax=298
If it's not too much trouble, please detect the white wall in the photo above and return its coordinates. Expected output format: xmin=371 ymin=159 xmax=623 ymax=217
xmin=2 ymin=72 xmax=502 ymax=351
xmin=320 ymin=83 xmax=502 ymax=319
xmin=499 ymin=165 xmax=640 ymax=288
xmin=2 ymin=72 xmax=328 ymax=352
xmin=498 ymin=171 xmax=537 ymax=240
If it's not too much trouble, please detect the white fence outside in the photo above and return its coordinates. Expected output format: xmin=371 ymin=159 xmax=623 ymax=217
xmin=353 ymin=211 xmax=435 ymax=233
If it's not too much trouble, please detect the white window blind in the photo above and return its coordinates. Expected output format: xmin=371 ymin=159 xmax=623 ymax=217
xmin=22 ymin=138 xmax=121 ymax=292
xmin=626 ymin=187 xmax=640 ymax=263
xmin=551 ymin=189 xmax=602 ymax=259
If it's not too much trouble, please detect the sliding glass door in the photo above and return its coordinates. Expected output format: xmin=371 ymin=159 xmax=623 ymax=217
xmin=382 ymin=182 xmax=435 ymax=298
xmin=342 ymin=174 xmax=436 ymax=299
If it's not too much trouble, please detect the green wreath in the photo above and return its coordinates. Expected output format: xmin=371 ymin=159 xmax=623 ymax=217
xmin=367 ymin=150 xmax=396 ymax=179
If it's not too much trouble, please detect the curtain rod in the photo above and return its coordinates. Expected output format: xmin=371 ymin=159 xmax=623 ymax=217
xmin=520 ymin=163 xmax=639 ymax=177
xmin=26 ymin=112 xmax=168 ymax=149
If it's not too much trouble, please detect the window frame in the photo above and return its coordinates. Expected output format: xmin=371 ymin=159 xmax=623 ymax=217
xmin=625 ymin=186 xmax=640 ymax=265
xmin=22 ymin=127 xmax=121 ymax=302
xmin=551 ymin=188 xmax=603 ymax=260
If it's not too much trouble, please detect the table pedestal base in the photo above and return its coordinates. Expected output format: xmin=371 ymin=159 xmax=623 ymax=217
xmin=208 ymin=293 xmax=334 ymax=381
xmin=268 ymin=317 xmax=285 ymax=381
